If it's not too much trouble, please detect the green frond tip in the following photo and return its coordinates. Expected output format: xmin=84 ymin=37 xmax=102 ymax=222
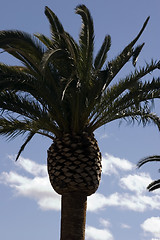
xmin=132 ymin=43 xmax=145 ymax=67
xmin=16 ymin=132 xmax=35 ymax=161
xmin=94 ymin=35 xmax=111 ymax=70
xmin=44 ymin=6 xmax=64 ymax=38
xmin=131 ymin=16 xmax=150 ymax=46
xmin=34 ymin=33 xmax=52 ymax=49
xmin=75 ymin=4 xmax=94 ymax=47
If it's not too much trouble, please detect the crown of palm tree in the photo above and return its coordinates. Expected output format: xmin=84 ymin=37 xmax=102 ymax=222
xmin=0 ymin=5 xmax=160 ymax=159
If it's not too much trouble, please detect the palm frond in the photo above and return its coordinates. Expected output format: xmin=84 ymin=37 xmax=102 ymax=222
xmin=0 ymin=30 xmax=44 ymax=74
xmin=0 ymin=90 xmax=46 ymax=120
xmin=137 ymin=155 xmax=160 ymax=191
xmin=44 ymin=7 xmax=80 ymax=66
xmin=0 ymin=63 xmax=66 ymax=126
xmin=75 ymin=5 xmax=94 ymax=81
xmin=115 ymin=110 xmax=160 ymax=130
xmin=16 ymin=132 xmax=35 ymax=161
xmin=147 ymin=180 xmax=160 ymax=191
xmin=132 ymin=43 xmax=145 ymax=67
xmin=0 ymin=117 xmax=31 ymax=139
xmin=0 ymin=114 xmax=59 ymax=139
xmin=89 ymin=60 xmax=159 ymax=125
xmin=34 ymin=33 xmax=53 ymax=49
xmin=104 ymin=60 xmax=158 ymax=104
xmin=44 ymin=6 xmax=65 ymax=48
xmin=104 ymin=17 xmax=150 ymax=88
xmin=41 ymin=48 xmax=74 ymax=78
xmin=0 ymin=63 xmax=37 ymax=91
xmin=94 ymin=35 xmax=111 ymax=70
xmin=137 ymin=155 xmax=160 ymax=168
xmin=63 ymin=32 xmax=79 ymax=64
xmin=89 ymin=76 xmax=160 ymax=131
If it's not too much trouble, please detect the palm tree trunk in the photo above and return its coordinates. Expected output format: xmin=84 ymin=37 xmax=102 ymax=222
xmin=60 ymin=192 xmax=87 ymax=240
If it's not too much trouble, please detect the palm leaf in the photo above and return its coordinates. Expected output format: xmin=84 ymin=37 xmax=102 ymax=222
xmin=63 ymin=32 xmax=80 ymax=64
xmin=89 ymin=75 xmax=160 ymax=131
xmin=44 ymin=6 xmax=65 ymax=48
xmin=89 ymin=60 xmax=159 ymax=125
xmin=0 ymin=117 xmax=31 ymax=139
xmin=147 ymin=180 xmax=160 ymax=191
xmin=105 ymin=60 xmax=158 ymax=103
xmin=0 ymin=64 xmax=65 ymax=125
xmin=41 ymin=48 xmax=73 ymax=78
xmin=132 ymin=43 xmax=145 ymax=66
xmin=0 ymin=90 xmax=49 ymax=121
xmin=137 ymin=155 xmax=160 ymax=168
xmin=0 ymin=30 xmax=44 ymax=74
xmin=94 ymin=35 xmax=111 ymax=70
xmin=34 ymin=33 xmax=53 ymax=49
xmin=137 ymin=155 xmax=160 ymax=191
xmin=16 ymin=132 xmax=35 ymax=161
xmin=104 ymin=17 xmax=150 ymax=88
xmin=75 ymin=5 xmax=94 ymax=81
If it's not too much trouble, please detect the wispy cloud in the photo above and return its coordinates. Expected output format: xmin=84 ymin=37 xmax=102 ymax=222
xmin=102 ymin=153 xmax=134 ymax=175
xmin=86 ymin=225 xmax=113 ymax=240
xmin=1 ymin=155 xmax=160 ymax=214
xmin=121 ymin=223 xmax=131 ymax=229
xmin=141 ymin=217 xmax=160 ymax=239
xmin=95 ymin=192 xmax=160 ymax=212
xmin=87 ymin=193 xmax=108 ymax=212
xmin=9 ymin=155 xmax=47 ymax=177
xmin=119 ymin=172 xmax=152 ymax=194
xmin=99 ymin=133 xmax=109 ymax=140
xmin=99 ymin=218 xmax=111 ymax=228
xmin=86 ymin=218 xmax=113 ymax=240
xmin=0 ymin=156 xmax=61 ymax=211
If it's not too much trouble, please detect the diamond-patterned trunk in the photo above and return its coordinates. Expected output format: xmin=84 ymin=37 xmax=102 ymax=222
xmin=47 ymin=132 xmax=102 ymax=196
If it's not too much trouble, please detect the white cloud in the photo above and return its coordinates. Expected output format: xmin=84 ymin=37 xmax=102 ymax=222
xmin=99 ymin=218 xmax=111 ymax=228
xmin=86 ymin=226 xmax=114 ymax=240
xmin=1 ymin=155 xmax=160 ymax=214
xmin=141 ymin=217 xmax=160 ymax=238
xmin=100 ymin=133 xmax=109 ymax=139
xmin=121 ymin=223 xmax=131 ymax=229
xmin=15 ymin=155 xmax=47 ymax=177
xmin=119 ymin=172 xmax=152 ymax=194
xmin=0 ymin=171 xmax=61 ymax=211
xmin=102 ymin=153 xmax=134 ymax=175
xmin=88 ymin=193 xmax=108 ymax=212
xmin=0 ymin=157 xmax=61 ymax=211
xmin=88 ymin=191 xmax=160 ymax=212
xmin=104 ymin=192 xmax=160 ymax=212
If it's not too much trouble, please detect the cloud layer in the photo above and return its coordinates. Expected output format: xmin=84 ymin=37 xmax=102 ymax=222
xmin=102 ymin=153 xmax=134 ymax=175
xmin=1 ymin=154 xmax=160 ymax=213
xmin=0 ymin=153 xmax=160 ymax=239
xmin=141 ymin=217 xmax=160 ymax=239
xmin=86 ymin=218 xmax=113 ymax=240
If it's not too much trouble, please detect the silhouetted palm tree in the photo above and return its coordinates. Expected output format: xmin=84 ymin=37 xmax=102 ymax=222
xmin=0 ymin=5 xmax=160 ymax=240
xmin=138 ymin=156 xmax=160 ymax=191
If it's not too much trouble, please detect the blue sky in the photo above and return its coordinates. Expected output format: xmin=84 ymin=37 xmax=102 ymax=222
xmin=0 ymin=0 xmax=160 ymax=239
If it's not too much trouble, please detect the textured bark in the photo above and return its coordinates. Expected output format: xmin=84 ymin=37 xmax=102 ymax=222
xmin=60 ymin=192 xmax=87 ymax=240
xmin=47 ymin=132 xmax=101 ymax=240
xmin=47 ymin=132 xmax=102 ymax=196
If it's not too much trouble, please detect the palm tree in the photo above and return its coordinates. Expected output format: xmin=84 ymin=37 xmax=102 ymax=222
xmin=0 ymin=4 xmax=160 ymax=240
xmin=138 ymin=156 xmax=160 ymax=191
